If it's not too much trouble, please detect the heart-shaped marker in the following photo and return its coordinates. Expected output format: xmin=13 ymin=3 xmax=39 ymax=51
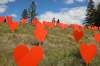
xmin=94 ymin=33 xmax=100 ymax=43
xmin=80 ymin=43 xmax=97 ymax=64
xmin=0 ymin=16 xmax=5 ymax=22
xmin=92 ymin=26 xmax=98 ymax=31
xmin=13 ymin=45 xmax=44 ymax=66
xmin=8 ymin=21 xmax=19 ymax=32
xmin=73 ymin=30 xmax=83 ymax=42
xmin=35 ymin=23 xmax=45 ymax=30
xmin=6 ymin=16 xmax=12 ymax=24
xmin=34 ymin=28 xmax=48 ymax=43
xmin=71 ymin=24 xmax=82 ymax=31
xmin=21 ymin=18 xmax=27 ymax=25
xmin=57 ymin=23 xmax=68 ymax=29
xmin=32 ymin=18 xmax=39 ymax=26
xmin=45 ymin=22 xmax=54 ymax=29
xmin=13 ymin=44 xmax=29 ymax=64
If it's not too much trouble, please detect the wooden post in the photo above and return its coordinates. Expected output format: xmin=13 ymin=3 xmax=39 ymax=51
xmin=39 ymin=42 xmax=41 ymax=46
xmin=86 ymin=64 xmax=89 ymax=66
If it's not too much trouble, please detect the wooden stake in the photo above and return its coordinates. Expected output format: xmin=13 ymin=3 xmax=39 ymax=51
xmin=39 ymin=42 xmax=41 ymax=46
xmin=85 ymin=63 xmax=90 ymax=66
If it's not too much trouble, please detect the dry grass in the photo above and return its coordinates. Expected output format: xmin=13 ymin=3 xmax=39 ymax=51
xmin=0 ymin=23 xmax=100 ymax=66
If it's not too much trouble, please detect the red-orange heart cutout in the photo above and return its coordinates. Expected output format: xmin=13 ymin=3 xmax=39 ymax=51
xmin=8 ymin=21 xmax=19 ymax=32
xmin=73 ymin=30 xmax=83 ymax=42
xmin=80 ymin=43 xmax=97 ymax=64
xmin=13 ymin=45 xmax=44 ymax=66
xmin=94 ymin=33 xmax=100 ymax=43
xmin=6 ymin=16 xmax=12 ymax=24
xmin=21 ymin=18 xmax=27 ymax=25
xmin=34 ymin=28 xmax=48 ymax=43
xmin=57 ymin=23 xmax=68 ymax=29
xmin=0 ymin=16 xmax=5 ymax=23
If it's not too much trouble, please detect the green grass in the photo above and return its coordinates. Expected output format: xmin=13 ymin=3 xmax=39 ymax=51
xmin=0 ymin=22 xmax=100 ymax=66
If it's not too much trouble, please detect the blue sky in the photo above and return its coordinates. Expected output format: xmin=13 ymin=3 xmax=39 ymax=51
xmin=36 ymin=0 xmax=87 ymax=14
xmin=0 ymin=0 xmax=94 ymax=24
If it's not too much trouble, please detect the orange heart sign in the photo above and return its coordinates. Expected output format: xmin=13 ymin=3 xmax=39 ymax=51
xmin=44 ymin=22 xmax=54 ymax=29
xmin=0 ymin=16 xmax=5 ymax=23
xmin=73 ymin=30 xmax=83 ymax=42
xmin=35 ymin=23 xmax=45 ymax=30
xmin=8 ymin=21 xmax=19 ymax=32
xmin=13 ymin=45 xmax=44 ymax=66
xmin=34 ymin=28 xmax=48 ymax=43
xmin=57 ymin=23 xmax=68 ymax=29
xmin=21 ymin=18 xmax=27 ymax=25
xmin=6 ymin=16 xmax=12 ymax=24
xmin=32 ymin=18 xmax=39 ymax=26
xmin=70 ymin=24 xmax=82 ymax=31
xmin=80 ymin=43 xmax=97 ymax=64
xmin=94 ymin=33 xmax=100 ymax=43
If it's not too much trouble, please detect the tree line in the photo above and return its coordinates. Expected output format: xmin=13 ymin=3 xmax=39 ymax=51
xmin=21 ymin=1 xmax=36 ymax=23
xmin=21 ymin=0 xmax=100 ymax=27
xmin=84 ymin=0 xmax=100 ymax=27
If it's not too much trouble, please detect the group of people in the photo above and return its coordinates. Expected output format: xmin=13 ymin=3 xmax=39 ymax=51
xmin=52 ymin=18 xmax=60 ymax=24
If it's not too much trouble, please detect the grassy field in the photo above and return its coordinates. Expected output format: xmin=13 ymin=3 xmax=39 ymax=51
xmin=0 ymin=23 xmax=100 ymax=66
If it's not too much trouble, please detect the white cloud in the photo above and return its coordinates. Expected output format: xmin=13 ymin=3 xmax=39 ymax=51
xmin=64 ymin=0 xmax=84 ymax=4
xmin=0 ymin=0 xmax=15 ymax=13
xmin=38 ymin=6 xmax=86 ymax=25
xmin=0 ymin=0 xmax=9 ymax=4
xmin=64 ymin=0 xmax=74 ymax=4
xmin=11 ymin=13 xmax=17 ymax=18
xmin=0 ymin=5 xmax=7 ymax=13
xmin=0 ymin=0 xmax=15 ymax=4
xmin=76 ymin=0 xmax=84 ymax=2
xmin=93 ymin=0 xmax=100 ymax=7
xmin=9 ymin=0 xmax=15 ymax=2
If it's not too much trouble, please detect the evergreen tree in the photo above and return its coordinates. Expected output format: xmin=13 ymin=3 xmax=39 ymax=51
xmin=28 ymin=1 xmax=36 ymax=23
xmin=84 ymin=0 xmax=96 ymax=26
xmin=21 ymin=9 xmax=28 ymax=19
xmin=94 ymin=4 xmax=100 ymax=26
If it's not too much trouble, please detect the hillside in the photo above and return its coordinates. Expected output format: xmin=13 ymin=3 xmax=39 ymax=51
xmin=0 ymin=23 xmax=100 ymax=66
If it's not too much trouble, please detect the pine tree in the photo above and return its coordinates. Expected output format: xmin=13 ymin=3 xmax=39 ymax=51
xmin=84 ymin=0 xmax=96 ymax=26
xmin=94 ymin=4 xmax=100 ymax=26
xmin=21 ymin=9 xmax=28 ymax=19
xmin=28 ymin=1 xmax=36 ymax=23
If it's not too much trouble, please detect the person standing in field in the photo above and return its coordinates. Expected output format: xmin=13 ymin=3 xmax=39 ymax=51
xmin=57 ymin=19 xmax=60 ymax=24
xmin=52 ymin=18 xmax=56 ymax=25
